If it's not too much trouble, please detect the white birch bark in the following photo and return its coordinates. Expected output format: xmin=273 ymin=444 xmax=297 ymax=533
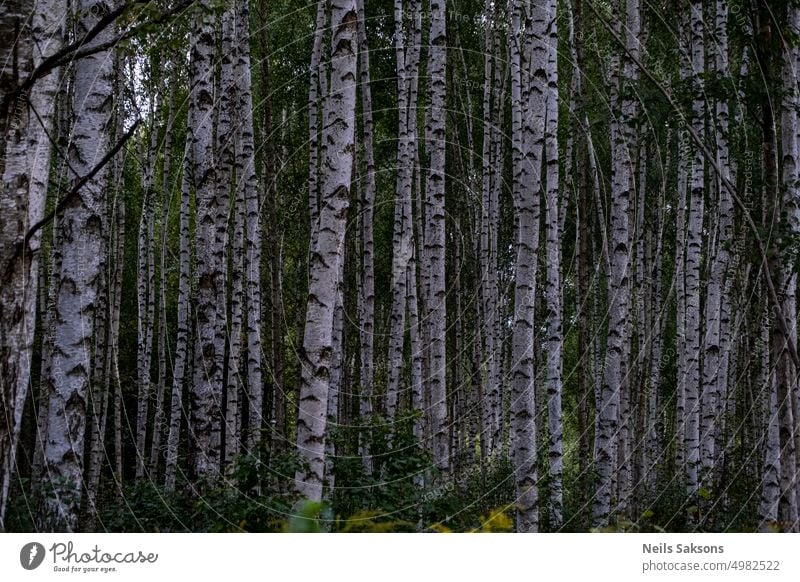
xmin=701 ymin=0 xmax=735 ymax=497
xmin=308 ymin=0 xmax=328 ymax=253
xmin=135 ymin=99 xmax=159 ymax=480
xmin=39 ymin=0 xmax=113 ymax=531
xmin=424 ymin=0 xmax=449 ymax=474
xmin=509 ymin=0 xmax=544 ymax=532
xmin=0 ymin=0 xmax=65 ymax=530
xmin=593 ymin=0 xmax=638 ymax=526
xmin=324 ymin=257 xmax=345 ymax=491
xmin=150 ymin=88 xmax=176 ymax=476
xmin=683 ymin=0 xmax=705 ymax=499
xmin=385 ymin=0 xmax=420 ymax=428
xmin=295 ymin=0 xmax=358 ymax=502
xmin=543 ymin=0 xmax=562 ymax=527
xmin=225 ymin=157 xmax=245 ymax=471
xmin=165 ymin=135 xmax=192 ymax=491
xmin=356 ymin=0 xmax=376 ymax=474
xmin=110 ymin=75 xmax=125 ymax=485
xmin=234 ymin=0 xmax=264 ymax=455
xmin=190 ymin=2 xmax=224 ymax=479
xmin=776 ymin=3 xmax=800 ymax=530
xmin=759 ymin=298 xmax=781 ymax=530
xmin=479 ymin=0 xmax=504 ymax=458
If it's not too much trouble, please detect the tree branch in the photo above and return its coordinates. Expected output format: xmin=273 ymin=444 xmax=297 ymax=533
xmin=2 ymin=0 xmax=196 ymax=115
xmin=3 ymin=119 xmax=141 ymax=281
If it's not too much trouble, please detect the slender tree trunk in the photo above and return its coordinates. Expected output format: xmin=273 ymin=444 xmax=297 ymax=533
xmin=224 ymin=158 xmax=245 ymax=472
xmin=307 ymin=0 xmax=328 ymax=254
xmin=509 ymin=0 xmax=545 ymax=532
xmin=235 ymin=0 xmax=264 ymax=456
xmin=165 ymin=134 xmax=192 ymax=491
xmin=422 ymin=0 xmax=449 ymax=474
xmin=356 ymin=0 xmax=376 ymax=475
xmin=295 ymin=0 xmax=358 ymax=502
xmin=190 ymin=2 xmax=224 ymax=480
xmin=386 ymin=0 xmax=420 ymax=428
xmin=110 ymin=67 xmax=125 ymax=486
xmin=256 ymin=0 xmax=282 ymax=453
xmin=593 ymin=0 xmax=638 ymax=526
xmin=479 ymin=0 xmax=503 ymax=459
xmin=543 ymin=0 xmax=562 ymax=528
xmin=150 ymin=88 xmax=176 ymax=476
xmin=759 ymin=296 xmax=781 ymax=530
xmin=683 ymin=0 xmax=705 ymax=503
xmin=0 ymin=0 xmax=65 ymax=530
xmin=39 ymin=0 xmax=114 ymax=531
xmin=324 ymin=257 xmax=345 ymax=491
xmin=135 ymin=96 xmax=159 ymax=480
xmin=111 ymin=156 xmax=125 ymax=487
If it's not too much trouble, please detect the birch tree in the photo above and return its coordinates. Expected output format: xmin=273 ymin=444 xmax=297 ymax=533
xmin=593 ymin=0 xmax=639 ymax=526
xmin=542 ymin=0 xmax=562 ymax=527
xmin=701 ymin=0 xmax=734 ymax=498
xmin=0 ymin=0 xmax=65 ymax=530
xmin=190 ymin=1 xmax=224 ymax=479
xmin=39 ymin=0 xmax=114 ymax=531
xmin=683 ymin=0 xmax=704 ymax=501
xmin=509 ymin=0 xmax=545 ymax=532
xmin=295 ymin=0 xmax=358 ymax=502
xmin=235 ymin=0 xmax=264 ymax=455
xmin=386 ymin=0 xmax=420 ymax=426
xmin=424 ymin=0 xmax=449 ymax=474
xmin=356 ymin=0 xmax=376 ymax=474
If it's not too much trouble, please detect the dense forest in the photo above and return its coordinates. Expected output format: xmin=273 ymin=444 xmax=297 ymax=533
xmin=2 ymin=0 xmax=800 ymax=534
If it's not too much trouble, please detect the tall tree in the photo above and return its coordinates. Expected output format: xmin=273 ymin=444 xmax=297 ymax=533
xmin=235 ymin=0 xmax=264 ymax=456
xmin=0 ymin=0 xmax=65 ymax=531
xmin=683 ymin=0 xmax=705 ymax=502
xmin=509 ymin=0 xmax=546 ymax=532
xmin=386 ymin=0 xmax=421 ymax=426
xmin=424 ymin=0 xmax=449 ymax=475
xmin=593 ymin=0 xmax=639 ymax=526
xmin=295 ymin=0 xmax=358 ymax=502
xmin=39 ymin=0 xmax=114 ymax=531
xmin=189 ymin=1 xmax=225 ymax=480
xmin=356 ymin=0 xmax=376 ymax=474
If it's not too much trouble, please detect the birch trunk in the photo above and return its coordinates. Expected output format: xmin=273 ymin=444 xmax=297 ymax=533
xmin=509 ymin=0 xmax=545 ymax=532
xmin=165 ymin=135 xmax=192 ymax=491
xmin=295 ymin=0 xmax=358 ymax=502
xmin=256 ymin=0 xmax=280 ymax=452
xmin=593 ymin=0 xmax=638 ymax=526
xmin=0 ymin=0 xmax=65 ymax=530
xmin=39 ymin=0 xmax=114 ymax=531
xmin=225 ymin=159 xmax=245 ymax=471
xmin=135 ymin=99 xmax=159 ymax=480
xmin=683 ymin=0 xmax=705 ymax=501
xmin=235 ymin=0 xmax=264 ymax=455
xmin=424 ymin=0 xmax=449 ymax=474
xmin=150 ymin=88 xmax=176 ymax=476
xmin=307 ymin=0 xmax=328 ymax=253
xmin=190 ymin=2 xmax=224 ymax=479
xmin=759 ymin=297 xmax=781 ymax=530
xmin=479 ymin=0 xmax=503 ymax=458
xmin=776 ymin=4 xmax=800 ymax=530
xmin=356 ymin=0 xmax=376 ymax=474
xmin=543 ymin=0 xmax=562 ymax=527
xmin=386 ymin=0 xmax=421 ymax=427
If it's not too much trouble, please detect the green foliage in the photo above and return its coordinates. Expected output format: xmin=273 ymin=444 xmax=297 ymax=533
xmin=91 ymin=454 xmax=297 ymax=533
xmin=287 ymin=500 xmax=332 ymax=533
